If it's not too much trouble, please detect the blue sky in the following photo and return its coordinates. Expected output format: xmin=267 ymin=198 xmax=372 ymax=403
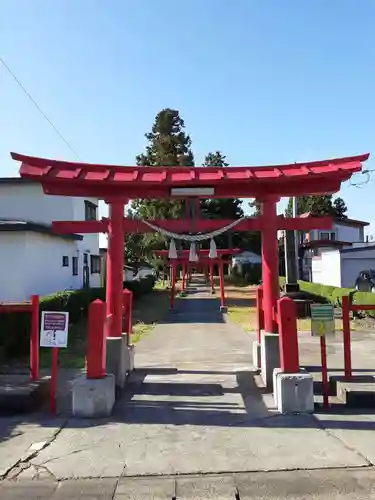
xmin=1 ymin=1 xmax=374 ymax=245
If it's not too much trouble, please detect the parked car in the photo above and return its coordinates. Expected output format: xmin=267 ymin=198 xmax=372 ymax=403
xmin=135 ymin=266 xmax=157 ymax=280
xmin=355 ymin=270 xmax=375 ymax=292
xmin=123 ymin=265 xmax=137 ymax=282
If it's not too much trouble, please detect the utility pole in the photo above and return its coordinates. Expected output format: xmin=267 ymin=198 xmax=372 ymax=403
xmin=284 ymin=196 xmax=300 ymax=292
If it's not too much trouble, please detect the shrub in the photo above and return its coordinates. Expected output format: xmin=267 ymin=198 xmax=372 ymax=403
xmin=0 ymin=277 xmax=155 ymax=361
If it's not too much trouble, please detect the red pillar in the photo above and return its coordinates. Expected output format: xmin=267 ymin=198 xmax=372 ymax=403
xmin=30 ymin=294 xmax=39 ymax=381
xmin=261 ymin=197 xmax=280 ymax=333
xmin=87 ymin=299 xmax=106 ymax=379
xmin=170 ymin=262 xmax=176 ymax=309
xmin=209 ymin=262 xmax=214 ymax=293
xmin=277 ymin=297 xmax=299 ymax=373
xmin=105 ymin=200 xmax=125 ymax=337
xmin=219 ymin=262 xmax=225 ymax=308
xmin=181 ymin=263 xmax=186 ymax=291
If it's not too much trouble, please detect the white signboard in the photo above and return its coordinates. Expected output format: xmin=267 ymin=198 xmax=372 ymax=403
xmin=40 ymin=311 xmax=69 ymax=348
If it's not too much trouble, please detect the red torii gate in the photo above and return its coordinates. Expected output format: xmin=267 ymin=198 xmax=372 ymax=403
xmin=154 ymin=248 xmax=241 ymax=310
xmin=11 ymin=152 xmax=368 ymax=344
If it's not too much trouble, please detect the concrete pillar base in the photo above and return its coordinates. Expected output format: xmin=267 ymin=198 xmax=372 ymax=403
xmin=261 ymin=331 xmax=280 ymax=389
xmin=72 ymin=374 xmax=115 ymax=418
xmin=274 ymin=369 xmax=314 ymax=414
xmin=252 ymin=340 xmax=261 ymax=370
xmin=106 ymin=337 xmax=135 ymax=388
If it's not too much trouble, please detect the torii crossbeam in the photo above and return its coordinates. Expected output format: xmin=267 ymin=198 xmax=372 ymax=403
xmin=11 ymin=152 xmax=369 ymax=341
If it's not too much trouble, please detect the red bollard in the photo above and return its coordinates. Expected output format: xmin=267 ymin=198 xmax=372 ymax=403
xmin=30 ymin=294 xmax=39 ymax=381
xmin=320 ymin=335 xmax=329 ymax=408
xmin=341 ymin=295 xmax=352 ymax=380
xmin=277 ymin=297 xmax=299 ymax=373
xmin=256 ymin=286 xmax=264 ymax=344
xmin=181 ymin=264 xmax=186 ymax=292
xmin=170 ymin=263 xmax=176 ymax=309
xmin=87 ymin=300 xmax=106 ymax=379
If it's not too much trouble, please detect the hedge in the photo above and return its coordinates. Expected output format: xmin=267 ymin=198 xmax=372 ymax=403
xmin=279 ymin=277 xmax=375 ymax=318
xmin=0 ymin=276 xmax=156 ymax=360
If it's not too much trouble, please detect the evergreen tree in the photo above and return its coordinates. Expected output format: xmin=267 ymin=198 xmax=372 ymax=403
xmin=128 ymin=109 xmax=195 ymax=261
xmin=285 ymin=195 xmax=348 ymax=218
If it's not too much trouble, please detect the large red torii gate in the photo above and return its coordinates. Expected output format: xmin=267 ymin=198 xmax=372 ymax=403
xmin=11 ymin=152 xmax=368 ymax=344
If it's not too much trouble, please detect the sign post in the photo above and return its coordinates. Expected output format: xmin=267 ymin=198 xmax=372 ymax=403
xmin=40 ymin=311 xmax=69 ymax=415
xmin=311 ymin=304 xmax=335 ymax=409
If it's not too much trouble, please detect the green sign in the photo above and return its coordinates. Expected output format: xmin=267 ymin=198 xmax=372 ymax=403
xmin=311 ymin=304 xmax=335 ymax=337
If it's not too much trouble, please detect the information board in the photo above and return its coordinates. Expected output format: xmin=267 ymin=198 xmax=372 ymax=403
xmin=40 ymin=311 xmax=69 ymax=348
xmin=311 ymin=304 xmax=335 ymax=337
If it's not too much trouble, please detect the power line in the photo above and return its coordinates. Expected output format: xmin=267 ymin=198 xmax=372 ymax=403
xmin=0 ymin=56 xmax=80 ymax=159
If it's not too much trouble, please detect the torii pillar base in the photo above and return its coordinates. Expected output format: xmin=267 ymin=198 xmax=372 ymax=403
xmin=106 ymin=336 xmax=135 ymax=389
xmin=260 ymin=331 xmax=280 ymax=390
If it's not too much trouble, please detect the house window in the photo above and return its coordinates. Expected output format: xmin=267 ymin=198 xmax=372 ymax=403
xmin=72 ymin=256 xmax=78 ymax=276
xmin=84 ymin=200 xmax=97 ymax=221
xmin=62 ymin=256 xmax=69 ymax=267
xmin=90 ymin=255 xmax=101 ymax=274
xmin=320 ymin=231 xmax=336 ymax=241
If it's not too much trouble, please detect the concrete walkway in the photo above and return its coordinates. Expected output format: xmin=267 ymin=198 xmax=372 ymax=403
xmin=1 ymin=277 xmax=375 ymax=496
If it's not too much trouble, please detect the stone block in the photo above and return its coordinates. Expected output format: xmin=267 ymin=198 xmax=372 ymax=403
xmin=260 ymin=331 xmax=280 ymax=389
xmin=72 ymin=374 xmax=115 ymax=418
xmin=275 ymin=371 xmax=314 ymax=414
xmin=252 ymin=340 xmax=261 ymax=370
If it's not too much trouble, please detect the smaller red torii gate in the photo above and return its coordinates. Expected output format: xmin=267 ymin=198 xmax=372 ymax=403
xmin=155 ymin=248 xmax=241 ymax=310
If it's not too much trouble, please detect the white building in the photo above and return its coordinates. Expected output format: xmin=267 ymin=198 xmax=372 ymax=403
xmin=311 ymin=245 xmax=375 ymax=289
xmin=0 ymin=178 xmax=101 ymax=302
xmin=299 ymin=216 xmax=369 ymax=281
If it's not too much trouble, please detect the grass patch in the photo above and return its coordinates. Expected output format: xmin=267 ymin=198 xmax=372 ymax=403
xmin=38 ymin=286 xmax=172 ymax=368
xmin=227 ymin=305 xmax=361 ymax=333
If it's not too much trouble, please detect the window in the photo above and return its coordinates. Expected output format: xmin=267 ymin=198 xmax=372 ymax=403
xmin=319 ymin=232 xmax=336 ymax=241
xmin=62 ymin=255 xmax=69 ymax=267
xmin=90 ymin=255 xmax=101 ymax=274
xmin=72 ymin=256 xmax=78 ymax=276
xmin=84 ymin=200 xmax=97 ymax=221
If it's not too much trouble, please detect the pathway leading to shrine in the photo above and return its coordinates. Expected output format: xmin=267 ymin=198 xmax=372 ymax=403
xmin=4 ymin=276 xmax=373 ymax=483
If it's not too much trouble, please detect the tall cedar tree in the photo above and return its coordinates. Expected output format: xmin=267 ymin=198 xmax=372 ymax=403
xmin=200 ymin=152 xmax=260 ymax=252
xmin=285 ymin=195 xmax=348 ymax=218
xmin=128 ymin=109 xmax=194 ymax=261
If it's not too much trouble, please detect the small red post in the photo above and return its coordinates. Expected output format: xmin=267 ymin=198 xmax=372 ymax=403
xmin=342 ymin=295 xmax=352 ymax=380
xmin=181 ymin=264 xmax=186 ymax=291
xmin=30 ymin=294 xmax=39 ymax=381
xmin=50 ymin=347 xmax=58 ymax=415
xmin=209 ymin=262 xmax=214 ymax=294
xmin=87 ymin=299 xmax=106 ymax=379
xmin=277 ymin=297 xmax=299 ymax=373
xmin=256 ymin=286 xmax=264 ymax=344
xmin=320 ymin=335 xmax=329 ymax=408
xmin=218 ymin=262 xmax=225 ymax=309
xmin=170 ymin=262 xmax=176 ymax=309
xmin=122 ymin=289 xmax=133 ymax=343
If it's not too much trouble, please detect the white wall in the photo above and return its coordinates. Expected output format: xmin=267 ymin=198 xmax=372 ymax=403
xmin=0 ymin=183 xmax=74 ymax=224
xmin=311 ymin=250 xmax=342 ymax=287
xmin=310 ymin=223 xmax=364 ymax=243
xmin=336 ymin=224 xmax=362 ymax=242
xmin=340 ymin=247 xmax=375 ymax=289
xmin=0 ymin=231 xmax=80 ymax=302
xmin=0 ymin=182 xmax=101 ymax=290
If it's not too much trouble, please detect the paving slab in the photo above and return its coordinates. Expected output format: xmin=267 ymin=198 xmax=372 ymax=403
xmin=4 ymin=278 xmax=375 ymax=483
xmin=0 ymin=415 xmax=66 ymax=478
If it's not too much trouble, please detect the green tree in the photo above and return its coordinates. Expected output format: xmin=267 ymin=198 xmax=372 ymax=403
xmin=285 ymin=195 xmax=348 ymax=218
xmin=201 ymin=152 xmax=262 ymax=253
xmin=128 ymin=109 xmax=195 ymax=261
